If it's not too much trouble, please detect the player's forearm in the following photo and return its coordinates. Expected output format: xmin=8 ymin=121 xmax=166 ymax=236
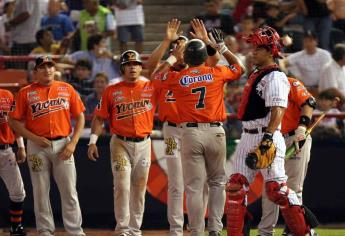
xmin=70 ymin=112 xmax=85 ymax=145
xmin=147 ymin=39 xmax=171 ymax=76
xmin=151 ymin=61 xmax=171 ymax=79
xmin=91 ymin=115 xmax=105 ymax=136
xmin=267 ymin=106 xmax=286 ymax=133
xmin=206 ymin=52 xmax=220 ymax=66
xmin=8 ymin=118 xmax=39 ymax=142
xmin=223 ymin=50 xmax=245 ymax=74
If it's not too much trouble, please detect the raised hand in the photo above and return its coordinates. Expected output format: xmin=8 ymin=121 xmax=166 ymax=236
xmin=166 ymin=19 xmax=182 ymax=42
xmin=190 ymin=18 xmax=209 ymax=43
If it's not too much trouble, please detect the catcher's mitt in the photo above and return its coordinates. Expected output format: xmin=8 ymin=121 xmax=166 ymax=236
xmin=245 ymin=133 xmax=276 ymax=169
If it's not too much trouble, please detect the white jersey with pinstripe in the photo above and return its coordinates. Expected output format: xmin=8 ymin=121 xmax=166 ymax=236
xmin=233 ymin=71 xmax=294 ymax=189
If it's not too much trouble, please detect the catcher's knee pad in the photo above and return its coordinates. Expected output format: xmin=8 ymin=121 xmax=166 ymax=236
xmin=265 ymin=181 xmax=289 ymax=207
xmin=281 ymin=205 xmax=310 ymax=236
xmin=226 ymin=174 xmax=249 ymax=236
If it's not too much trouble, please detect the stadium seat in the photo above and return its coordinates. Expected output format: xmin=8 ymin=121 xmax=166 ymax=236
xmin=0 ymin=69 xmax=28 ymax=92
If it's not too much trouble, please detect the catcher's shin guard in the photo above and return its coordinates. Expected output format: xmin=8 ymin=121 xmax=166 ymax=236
xmin=266 ymin=181 xmax=310 ymax=236
xmin=226 ymin=174 xmax=249 ymax=236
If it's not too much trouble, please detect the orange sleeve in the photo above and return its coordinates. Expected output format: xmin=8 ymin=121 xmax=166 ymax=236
xmin=70 ymin=87 xmax=86 ymax=118
xmin=289 ymin=79 xmax=312 ymax=107
xmin=94 ymin=87 xmax=111 ymax=119
xmin=9 ymin=88 xmax=27 ymax=120
xmin=216 ymin=64 xmax=243 ymax=82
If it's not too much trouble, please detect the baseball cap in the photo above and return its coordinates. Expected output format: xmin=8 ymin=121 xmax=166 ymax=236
xmin=304 ymin=30 xmax=317 ymax=39
xmin=34 ymin=56 xmax=56 ymax=69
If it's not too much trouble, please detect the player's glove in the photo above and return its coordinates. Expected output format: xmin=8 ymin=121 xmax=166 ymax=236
xmin=293 ymin=125 xmax=307 ymax=153
xmin=245 ymin=132 xmax=276 ymax=169
xmin=209 ymin=28 xmax=228 ymax=54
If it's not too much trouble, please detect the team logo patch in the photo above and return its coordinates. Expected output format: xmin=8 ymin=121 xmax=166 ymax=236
xmin=29 ymin=155 xmax=43 ymax=172
xmin=115 ymin=99 xmax=152 ymax=120
xmin=165 ymin=137 xmax=177 ymax=156
xmin=114 ymin=155 xmax=127 ymax=171
xmin=30 ymin=98 xmax=69 ymax=119
xmin=179 ymin=73 xmax=213 ymax=87
xmin=227 ymin=65 xmax=238 ymax=72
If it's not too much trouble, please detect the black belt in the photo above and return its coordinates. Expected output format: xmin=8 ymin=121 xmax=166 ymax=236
xmin=167 ymin=121 xmax=177 ymax=127
xmin=283 ymin=130 xmax=295 ymax=138
xmin=185 ymin=122 xmax=222 ymax=128
xmin=0 ymin=144 xmax=10 ymax=150
xmin=117 ymin=135 xmax=150 ymax=142
xmin=243 ymin=127 xmax=267 ymax=134
xmin=45 ymin=136 xmax=66 ymax=141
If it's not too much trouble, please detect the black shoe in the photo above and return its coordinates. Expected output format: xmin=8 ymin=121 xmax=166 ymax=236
xmin=281 ymin=225 xmax=292 ymax=236
xmin=209 ymin=232 xmax=220 ymax=236
xmin=10 ymin=225 xmax=26 ymax=236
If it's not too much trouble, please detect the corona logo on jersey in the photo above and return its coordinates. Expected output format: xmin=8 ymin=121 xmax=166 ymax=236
xmin=179 ymin=73 xmax=213 ymax=87
xmin=115 ymin=99 xmax=153 ymax=120
xmin=30 ymin=98 xmax=69 ymax=119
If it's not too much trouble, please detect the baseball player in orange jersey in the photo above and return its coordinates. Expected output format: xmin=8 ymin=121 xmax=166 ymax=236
xmin=88 ymin=50 xmax=159 ymax=236
xmin=227 ymin=26 xmax=316 ymax=236
xmin=147 ymin=19 xmax=220 ymax=236
xmin=154 ymin=19 xmax=245 ymax=236
xmin=9 ymin=56 xmax=85 ymax=236
xmin=258 ymin=77 xmax=317 ymax=236
xmin=0 ymin=88 xmax=26 ymax=236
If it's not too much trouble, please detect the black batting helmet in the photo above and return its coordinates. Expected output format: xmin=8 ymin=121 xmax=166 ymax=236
xmin=184 ymin=39 xmax=208 ymax=66
xmin=120 ymin=50 xmax=142 ymax=73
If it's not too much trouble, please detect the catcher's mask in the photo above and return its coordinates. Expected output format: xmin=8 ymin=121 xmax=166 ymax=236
xmin=246 ymin=26 xmax=282 ymax=58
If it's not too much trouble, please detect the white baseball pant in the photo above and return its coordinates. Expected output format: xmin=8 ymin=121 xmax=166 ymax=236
xmin=26 ymin=138 xmax=84 ymax=236
xmin=110 ymin=135 xmax=151 ymax=236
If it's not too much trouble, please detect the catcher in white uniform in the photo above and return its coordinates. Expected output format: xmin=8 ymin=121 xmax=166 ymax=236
xmin=226 ymin=26 xmax=317 ymax=236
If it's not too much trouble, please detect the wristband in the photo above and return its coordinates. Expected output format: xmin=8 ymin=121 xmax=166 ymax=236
xmin=165 ymin=55 xmax=177 ymax=66
xmin=218 ymin=44 xmax=229 ymax=54
xmin=89 ymin=134 xmax=99 ymax=145
xmin=16 ymin=137 xmax=25 ymax=148
xmin=206 ymin=44 xmax=217 ymax=56
xmin=299 ymin=115 xmax=311 ymax=127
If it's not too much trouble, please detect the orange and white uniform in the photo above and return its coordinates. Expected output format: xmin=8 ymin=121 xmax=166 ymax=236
xmin=10 ymin=81 xmax=85 ymax=236
xmin=0 ymin=89 xmax=16 ymax=145
xmin=94 ymin=78 xmax=159 ymax=236
xmin=0 ymin=88 xmax=26 ymax=205
xmin=157 ymin=64 xmax=243 ymax=235
xmin=258 ymin=77 xmax=314 ymax=235
xmin=11 ymin=81 xmax=85 ymax=138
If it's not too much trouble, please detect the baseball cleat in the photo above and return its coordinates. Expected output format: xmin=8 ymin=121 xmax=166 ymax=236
xmin=10 ymin=224 xmax=26 ymax=236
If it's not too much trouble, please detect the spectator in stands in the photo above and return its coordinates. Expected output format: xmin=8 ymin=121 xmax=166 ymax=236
xmin=79 ymin=0 xmax=116 ymax=51
xmin=193 ymin=0 xmax=234 ymax=36
xmin=300 ymin=0 xmax=332 ymax=50
xmin=285 ymin=30 xmax=331 ymax=92
xmin=66 ymin=33 xmax=120 ymax=80
xmin=31 ymin=28 xmax=67 ymax=55
xmin=263 ymin=1 xmax=296 ymax=36
xmin=235 ymin=15 xmax=255 ymax=54
xmin=85 ymin=72 xmax=108 ymax=115
xmin=6 ymin=0 xmax=42 ymax=62
xmin=319 ymin=43 xmax=345 ymax=97
xmin=41 ymin=0 xmax=75 ymax=42
xmin=0 ymin=0 xmax=15 ymax=55
xmin=327 ymin=0 xmax=345 ymax=33
xmin=68 ymin=59 xmax=93 ymax=97
xmin=113 ymin=0 xmax=145 ymax=53
xmin=313 ymin=88 xmax=345 ymax=138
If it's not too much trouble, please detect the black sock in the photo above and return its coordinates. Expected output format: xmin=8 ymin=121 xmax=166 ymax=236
xmin=10 ymin=200 xmax=24 ymax=229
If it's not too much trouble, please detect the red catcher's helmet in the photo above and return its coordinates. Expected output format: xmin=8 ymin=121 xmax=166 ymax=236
xmin=247 ymin=26 xmax=282 ymax=58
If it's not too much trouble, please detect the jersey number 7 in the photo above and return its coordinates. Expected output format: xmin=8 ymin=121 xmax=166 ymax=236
xmin=191 ymin=86 xmax=206 ymax=109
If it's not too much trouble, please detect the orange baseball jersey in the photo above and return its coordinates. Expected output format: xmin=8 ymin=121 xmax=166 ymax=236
xmin=281 ymin=77 xmax=312 ymax=134
xmin=0 ymin=89 xmax=16 ymax=144
xmin=10 ymin=81 xmax=85 ymax=138
xmin=158 ymin=64 xmax=243 ymax=123
xmin=94 ymin=79 xmax=159 ymax=138
xmin=155 ymin=69 xmax=180 ymax=123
